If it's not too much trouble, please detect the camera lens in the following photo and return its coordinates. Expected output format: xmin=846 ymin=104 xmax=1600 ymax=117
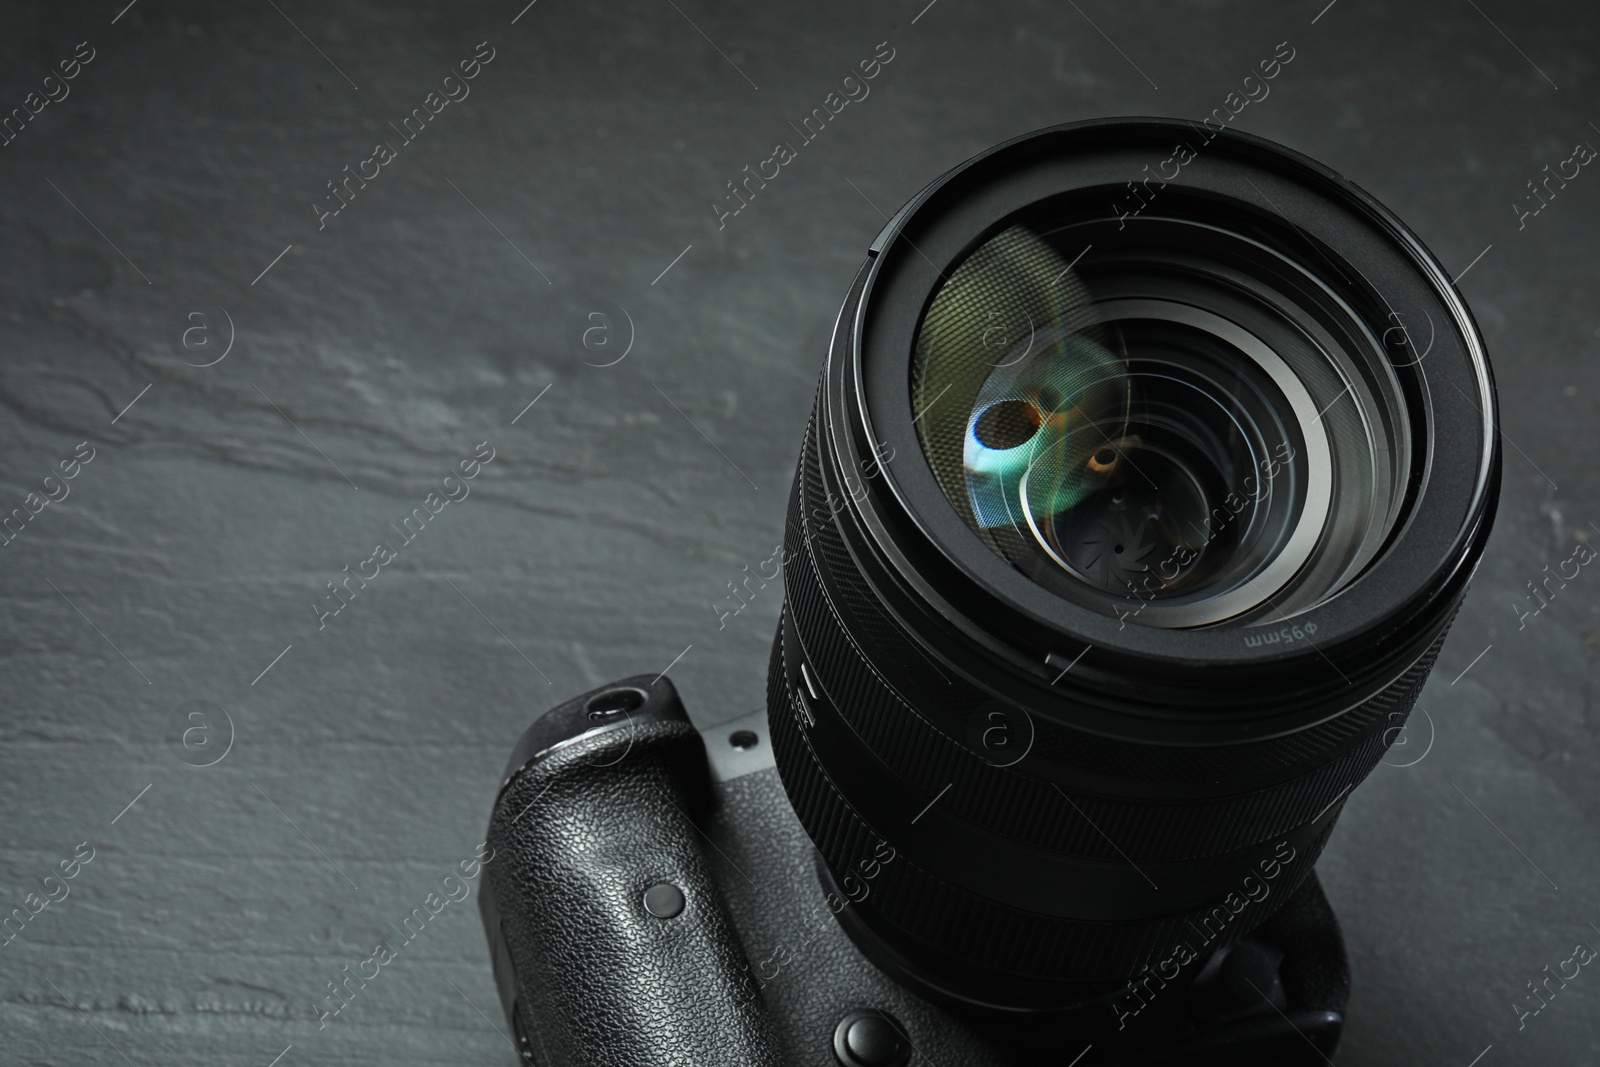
xmin=769 ymin=119 xmax=1499 ymax=1010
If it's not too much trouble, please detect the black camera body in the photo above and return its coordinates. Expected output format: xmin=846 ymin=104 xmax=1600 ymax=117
xmin=479 ymin=674 xmax=1349 ymax=1066
xmin=481 ymin=117 xmax=1498 ymax=1065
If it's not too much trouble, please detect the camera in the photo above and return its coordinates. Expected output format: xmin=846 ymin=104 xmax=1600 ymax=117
xmin=479 ymin=118 xmax=1500 ymax=1065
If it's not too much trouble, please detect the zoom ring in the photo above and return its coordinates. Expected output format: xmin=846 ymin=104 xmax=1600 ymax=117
xmin=769 ymin=617 xmax=1337 ymax=983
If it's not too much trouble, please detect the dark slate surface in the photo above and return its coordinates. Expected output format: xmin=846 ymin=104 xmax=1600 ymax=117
xmin=1 ymin=0 xmax=1596 ymax=1063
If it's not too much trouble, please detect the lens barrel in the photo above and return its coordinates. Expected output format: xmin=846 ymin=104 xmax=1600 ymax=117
xmin=768 ymin=119 xmax=1499 ymax=1011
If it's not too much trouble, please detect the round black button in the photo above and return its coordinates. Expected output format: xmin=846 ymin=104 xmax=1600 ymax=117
xmin=832 ymin=1009 xmax=909 ymax=1066
xmin=642 ymin=882 xmax=685 ymax=919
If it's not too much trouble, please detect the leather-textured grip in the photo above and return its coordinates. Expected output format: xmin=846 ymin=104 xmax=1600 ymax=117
xmin=480 ymin=676 xmax=783 ymax=1066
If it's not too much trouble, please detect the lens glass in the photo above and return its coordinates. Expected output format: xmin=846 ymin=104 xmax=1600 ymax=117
xmin=910 ymin=218 xmax=1409 ymax=628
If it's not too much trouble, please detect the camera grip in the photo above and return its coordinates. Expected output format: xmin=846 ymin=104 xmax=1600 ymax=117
xmin=480 ymin=676 xmax=782 ymax=1066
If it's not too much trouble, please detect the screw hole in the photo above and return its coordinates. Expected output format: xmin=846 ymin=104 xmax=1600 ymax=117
xmin=586 ymin=687 xmax=647 ymax=721
xmin=729 ymin=729 xmax=760 ymax=751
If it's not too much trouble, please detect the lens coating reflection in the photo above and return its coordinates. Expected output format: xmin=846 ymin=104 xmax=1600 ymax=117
xmin=911 ymin=221 xmax=1399 ymax=628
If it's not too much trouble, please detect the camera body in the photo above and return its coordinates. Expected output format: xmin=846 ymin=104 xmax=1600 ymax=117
xmin=478 ymin=672 xmax=1349 ymax=1066
xmin=480 ymin=116 xmax=1498 ymax=1065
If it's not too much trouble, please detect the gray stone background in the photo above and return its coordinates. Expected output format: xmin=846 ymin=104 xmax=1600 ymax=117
xmin=0 ymin=0 xmax=1596 ymax=1063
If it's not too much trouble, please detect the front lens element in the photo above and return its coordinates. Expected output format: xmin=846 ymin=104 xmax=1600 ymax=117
xmin=911 ymin=219 xmax=1405 ymax=628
